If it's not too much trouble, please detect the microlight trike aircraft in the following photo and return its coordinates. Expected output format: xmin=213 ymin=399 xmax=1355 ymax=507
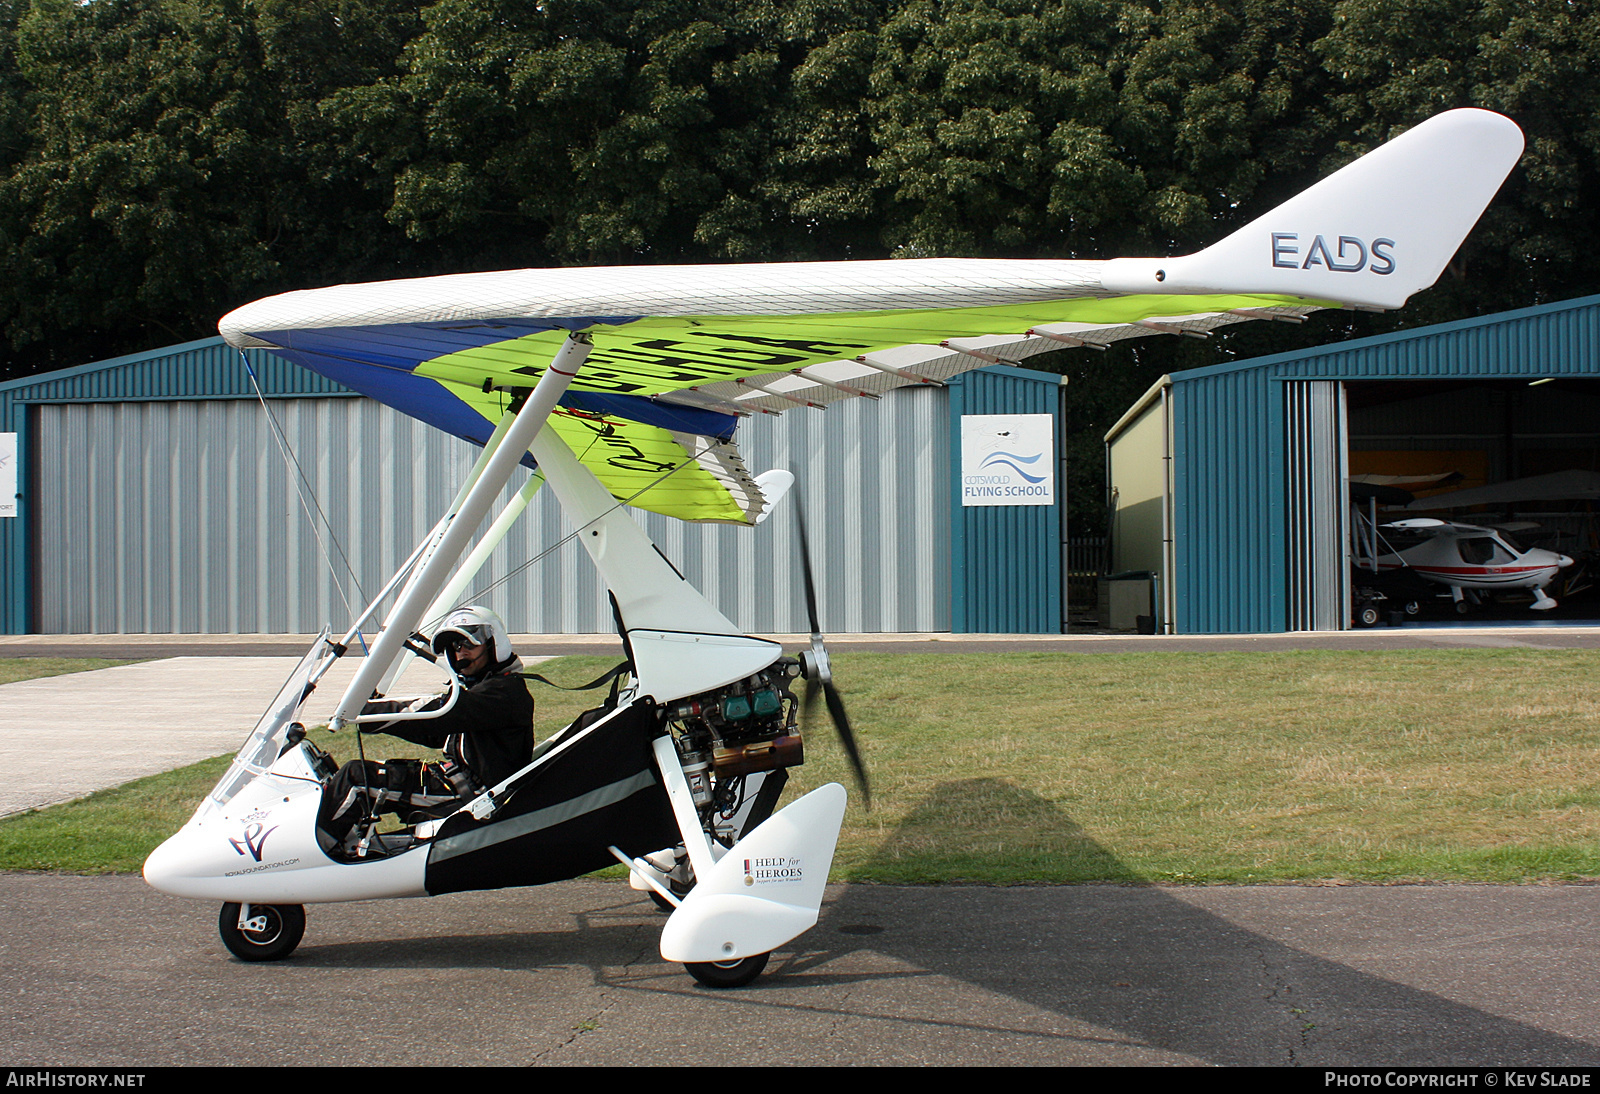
xmin=142 ymin=109 xmax=1523 ymax=986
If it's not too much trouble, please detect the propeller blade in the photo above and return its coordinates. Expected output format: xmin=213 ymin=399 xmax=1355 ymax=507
xmin=822 ymin=680 xmax=869 ymax=806
xmin=795 ymin=500 xmax=822 ymax=639
xmin=792 ymin=497 xmax=869 ymax=805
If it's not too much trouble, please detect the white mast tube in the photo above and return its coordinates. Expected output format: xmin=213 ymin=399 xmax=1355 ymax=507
xmin=377 ymin=470 xmax=547 ymax=693
xmin=450 ymin=408 xmax=520 ymax=509
xmin=420 ymin=471 xmax=546 ymax=632
xmin=329 ymin=333 xmax=591 ymax=728
xmin=364 ymin=406 xmax=520 ymax=647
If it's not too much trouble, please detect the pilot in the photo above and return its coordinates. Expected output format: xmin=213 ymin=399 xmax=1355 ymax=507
xmin=319 ymin=605 xmax=535 ymax=845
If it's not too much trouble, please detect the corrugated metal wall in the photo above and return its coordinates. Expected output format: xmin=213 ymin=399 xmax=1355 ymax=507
xmin=1 ymin=338 xmax=346 ymax=634
xmin=31 ymin=386 xmax=951 ymax=634
xmin=36 ymin=398 xmax=462 ymax=633
xmin=1164 ymin=294 xmax=1600 ymax=634
xmin=638 ymin=384 xmax=950 ymax=634
xmin=1171 ymin=369 xmax=1282 ymax=633
xmin=947 ymin=366 xmax=1066 ymax=633
xmin=1283 ymin=381 xmax=1348 ymax=631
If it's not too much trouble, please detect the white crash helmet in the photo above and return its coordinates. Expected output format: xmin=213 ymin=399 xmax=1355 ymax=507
xmin=431 ymin=605 xmax=513 ymax=668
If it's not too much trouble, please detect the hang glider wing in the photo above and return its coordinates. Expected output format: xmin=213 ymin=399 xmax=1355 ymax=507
xmin=221 ymin=108 xmax=1522 ymax=525
xmin=1406 ymin=469 xmax=1600 ymax=510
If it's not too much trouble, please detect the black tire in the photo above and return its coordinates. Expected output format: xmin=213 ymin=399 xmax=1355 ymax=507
xmin=1404 ymin=600 xmax=1421 ymax=616
xmin=644 ymin=853 xmax=694 ymax=912
xmin=1455 ymin=600 xmax=1471 ymax=615
xmin=218 ymin=902 xmax=305 ymax=962
xmin=1356 ymin=604 xmax=1381 ymax=627
xmin=685 ymin=952 xmax=769 ymax=989
xmin=649 ymin=885 xmax=688 ymax=913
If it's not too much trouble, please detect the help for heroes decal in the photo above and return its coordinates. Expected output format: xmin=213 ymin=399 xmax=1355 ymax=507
xmin=744 ymin=856 xmax=804 ymax=886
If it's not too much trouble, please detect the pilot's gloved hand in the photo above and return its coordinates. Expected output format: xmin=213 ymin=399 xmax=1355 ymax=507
xmin=359 ymin=696 xmax=428 ymax=720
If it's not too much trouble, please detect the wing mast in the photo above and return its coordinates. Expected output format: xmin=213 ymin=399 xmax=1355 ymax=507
xmin=328 ymin=333 xmax=591 ymax=729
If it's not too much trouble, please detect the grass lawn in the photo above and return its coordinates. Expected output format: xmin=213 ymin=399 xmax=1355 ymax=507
xmin=0 ymin=657 xmax=141 ymax=685
xmin=2 ymin=649 xmax=1597 ymax=883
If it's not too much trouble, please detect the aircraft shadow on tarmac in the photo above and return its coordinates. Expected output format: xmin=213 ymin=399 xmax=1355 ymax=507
xmin=281 ymin=779 xmax=1596 ymax=1066
xmin=795 ymin=779 xmax=1599 ymax=1067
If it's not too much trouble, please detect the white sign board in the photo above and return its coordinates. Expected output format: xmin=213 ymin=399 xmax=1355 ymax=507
xmin=959 ymin=414 xmax=1054 ymax=507
xmin=0 ymin=433 xmax=14 ymax=518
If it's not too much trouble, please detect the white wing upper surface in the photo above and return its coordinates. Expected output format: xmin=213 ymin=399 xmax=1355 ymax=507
xmin=218 ymin=109 xmax=1523 ymax=523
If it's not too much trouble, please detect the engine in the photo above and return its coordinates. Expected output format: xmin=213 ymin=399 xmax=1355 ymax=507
xmin=664 ymin=660 xmax=804 ymax=821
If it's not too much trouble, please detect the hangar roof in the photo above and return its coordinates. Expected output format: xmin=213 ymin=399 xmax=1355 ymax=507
xmin=0 ymin=336 xmax=355 ymax=404
xmin=1167 ymin=292 xmax=1600 ymax=385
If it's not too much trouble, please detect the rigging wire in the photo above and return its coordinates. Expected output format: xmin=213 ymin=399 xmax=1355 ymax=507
xmin=238 ymin=343 xmax=746 ymax=638
xmin=238 ymin=348 xmax=366 ymax=617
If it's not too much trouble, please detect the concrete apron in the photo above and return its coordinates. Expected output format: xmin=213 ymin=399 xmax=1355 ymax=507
xmin=0 ymin=653 xmax=549 ymax=820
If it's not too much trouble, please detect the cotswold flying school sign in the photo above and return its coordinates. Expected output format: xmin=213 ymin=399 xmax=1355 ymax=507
xmin=959 ymin=415 xmax=1054 ymax=507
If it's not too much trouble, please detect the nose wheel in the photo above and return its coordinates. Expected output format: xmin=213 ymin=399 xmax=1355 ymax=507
xmin=218 ymin=902 xmax=305 ymax=962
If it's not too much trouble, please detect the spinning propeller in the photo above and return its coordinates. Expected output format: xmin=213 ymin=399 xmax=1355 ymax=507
xmin=793 ymin=503 xmax=870 ymax=805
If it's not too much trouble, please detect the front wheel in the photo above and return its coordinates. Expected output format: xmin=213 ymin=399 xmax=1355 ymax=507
xmin=685 ymin=952 xmax=769 ymax=989
xmin=218 ymin=902 xmax=305 ymax=962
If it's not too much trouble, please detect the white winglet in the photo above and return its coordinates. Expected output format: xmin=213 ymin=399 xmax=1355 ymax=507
xmin=752 ymin=469 xmax=795 ymax=525
xmin=659 ymin=783 xmax=847 ymax=964
xmin=1100 ymin=109 xmax=1524 ymax=309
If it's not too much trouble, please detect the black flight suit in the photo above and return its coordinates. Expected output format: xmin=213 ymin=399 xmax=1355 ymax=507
xmin=319 ymin=660 xmax=534 ymax=842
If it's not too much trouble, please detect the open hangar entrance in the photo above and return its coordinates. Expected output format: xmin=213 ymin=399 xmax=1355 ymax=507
xmin=1106 ymin=294 xmax=1600 ymax=634
xmin=1346 ymin=376 xmax=1600 ymax=622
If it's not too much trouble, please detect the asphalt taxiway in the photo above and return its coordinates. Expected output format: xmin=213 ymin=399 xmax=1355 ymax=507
xmin=2 ymin=874 xmax=1597 ymax=1066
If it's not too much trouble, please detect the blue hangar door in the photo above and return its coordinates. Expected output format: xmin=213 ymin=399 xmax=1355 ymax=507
xmin=948 ymin=366 xmax=1067 ymax=634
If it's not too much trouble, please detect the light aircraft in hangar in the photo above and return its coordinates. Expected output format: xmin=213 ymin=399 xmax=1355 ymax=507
xmin=1352 ymin=473 xmax=1584 ymax=618
xmin=1360 ymin=516 xmax=1576 ymax=614
xmin=142 ymin=108 xmax=1523 ymax=986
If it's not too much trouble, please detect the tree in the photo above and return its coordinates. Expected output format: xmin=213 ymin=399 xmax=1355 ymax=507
xmin=0 ymin=0 xmax=432 ymax=378
xmin=369 ymin=0 xmax=892 ymax=266
xmin=1316 ymin=0 xmax=1600 ymax=320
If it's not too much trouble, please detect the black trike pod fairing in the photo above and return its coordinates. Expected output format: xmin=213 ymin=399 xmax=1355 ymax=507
xmin=423 ymin=701 xmax=678 ymax=895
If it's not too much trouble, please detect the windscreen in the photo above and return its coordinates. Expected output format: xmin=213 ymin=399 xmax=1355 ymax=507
xmin=191 ymin=630 xmax=338 ymax=823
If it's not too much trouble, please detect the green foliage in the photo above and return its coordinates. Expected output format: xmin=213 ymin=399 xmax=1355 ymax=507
xmin=2 ymin=0 xmax=275 ymax=363
xmin=373 ymin=0 xmax=895 ymax=263
xmin=0 ymin=0 xmax=435 ymax=377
